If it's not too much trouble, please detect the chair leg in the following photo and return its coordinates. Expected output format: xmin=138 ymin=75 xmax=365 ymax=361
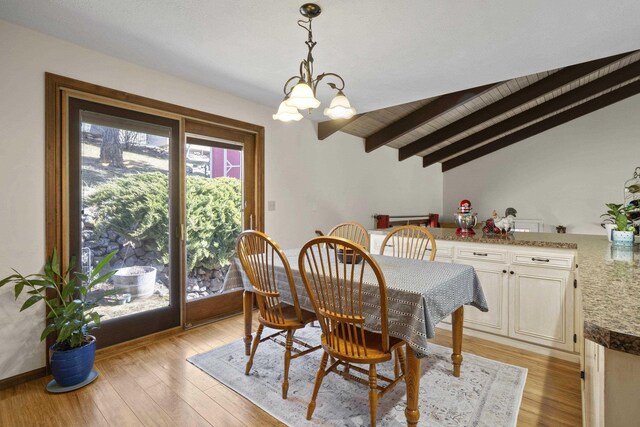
xmin=396 ymin=347 xmax=406 ymax=376
xmin=245 ymin=324 xmax=264 ymax=375
xmin=394 ymin=355 xmax=400 ymax=378
xmin=369 ymin=364 xmax=378 ymax=427
xmin=282 ymin=330 xmax=293 ymax=399
xmin=307 ymin=351 xmax=329 ymax=420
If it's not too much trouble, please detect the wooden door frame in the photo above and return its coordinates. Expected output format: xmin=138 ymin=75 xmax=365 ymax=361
xmin=45 ymin=73 xmax=264 ymax=351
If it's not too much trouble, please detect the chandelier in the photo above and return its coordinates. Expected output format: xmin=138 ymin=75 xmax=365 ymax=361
xmin=273 ymin=3 xmax=356 ymax=122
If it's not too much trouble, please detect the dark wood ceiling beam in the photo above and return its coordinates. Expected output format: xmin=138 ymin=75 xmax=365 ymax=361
xmin=398 ymin=51 xmax=631 ymax=161
xmin=441 ymin=78 xmax=640 ymax=172
xmin=317 ymin=114 xmax=364 ymax=140
xmin=364 ymin=82 xmax=497 ymax=152
xmin=422 ymin=59 xmax=640 ymax=167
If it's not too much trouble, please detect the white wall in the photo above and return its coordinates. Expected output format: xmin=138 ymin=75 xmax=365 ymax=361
xmin=443 ymin=93 xmax=640 ymax=234
xmin=0 ymin=20 xmax=442 ymax=380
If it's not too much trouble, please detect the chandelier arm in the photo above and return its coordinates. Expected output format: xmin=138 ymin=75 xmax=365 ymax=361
xmin=297 ymin=18 xmax=312 ymax=34
xmin=313 ymin=72 xmax=346 ymax=92
xmin=282 ymin=75 xmax=303 ymax=96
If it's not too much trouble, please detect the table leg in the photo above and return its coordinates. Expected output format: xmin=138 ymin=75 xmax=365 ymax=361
xmin=243 ymin=291 xmax=254 ymax=356
xmin=451 ymin=306 xmax=464 ymax=377
xmin=404 ymin=344 xmax=421 ymax=427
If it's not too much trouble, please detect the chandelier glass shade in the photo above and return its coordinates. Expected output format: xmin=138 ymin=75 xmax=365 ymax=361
xmin=273 ymin=3 xmax=355 ymax=122
xmin=324 ymin=90 xmax=356 ymax=119
xmin=285 ymin=80 xmax=321 ymax=110
xmin=272 ymin=97 xmax=304 ymax=122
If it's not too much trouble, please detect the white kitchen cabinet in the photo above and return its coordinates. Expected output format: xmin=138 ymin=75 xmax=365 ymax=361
xmin=369 ymin=232 xmax=386 ymax=254
xmin=460 ymin=261 xmax=509 ymax=335
xmin=438 ymin=241 xmax=577 ymax=356
xmin=369 ymin=232 xmax=453 ymax=263
xmin=369 ymin=230 xmax=578 ymax=357
xmin=509 ymin=265 xmax=574 ymax=352
xmin=583 ymin=339 xmax=640 ymax=426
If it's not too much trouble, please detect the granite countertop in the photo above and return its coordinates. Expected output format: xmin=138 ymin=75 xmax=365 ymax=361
xmin=369 ymin=227 xmax=579 ymax=249
xmin=370 ymin=227 xmax=640 ymax=356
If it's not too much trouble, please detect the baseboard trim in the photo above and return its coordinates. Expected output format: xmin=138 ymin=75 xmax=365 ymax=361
xmin=95 ymin=326 xmax=184 ymax=362
xmin=436 ymin=324 xmax=580 ymax=363
xmin=0 ymin=367 xmax=47 ymax=390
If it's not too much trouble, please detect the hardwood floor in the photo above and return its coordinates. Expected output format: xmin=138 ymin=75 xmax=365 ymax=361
xmin=0 ymin=312 xmax=581 ymax=426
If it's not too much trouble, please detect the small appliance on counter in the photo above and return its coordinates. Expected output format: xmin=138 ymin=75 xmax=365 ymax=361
xmin=454 ymin=199 xmax=478 ymax=235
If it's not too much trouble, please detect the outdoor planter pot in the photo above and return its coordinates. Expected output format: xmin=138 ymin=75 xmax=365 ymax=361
xmin=113 ymin=266 xmax=157 ymax=299
xmin=50 ymin=336 xmax=96 ymax=387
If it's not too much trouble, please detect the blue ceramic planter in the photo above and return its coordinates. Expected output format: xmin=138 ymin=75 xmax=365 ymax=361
xmin=50 ymin=336 xmax=96 ymax=387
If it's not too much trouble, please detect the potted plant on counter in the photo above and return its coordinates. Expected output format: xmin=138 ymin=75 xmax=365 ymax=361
xmin=601 ymin=203 xmax=622 ymax=241
xmin=605 ymin=204 xmax=636 ymax=246
xmin=0 ymin=249 xmax=117 ymax=391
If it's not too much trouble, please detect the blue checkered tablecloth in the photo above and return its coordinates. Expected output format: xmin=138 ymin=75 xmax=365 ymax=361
xmin=224 ymin=248 xmax=487 ymax=357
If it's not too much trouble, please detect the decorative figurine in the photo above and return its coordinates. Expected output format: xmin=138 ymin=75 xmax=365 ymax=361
xmin=454 ymin=199 xmax=478 ymax=235
xmin=483 ymin=208 xmax=518 ymax=235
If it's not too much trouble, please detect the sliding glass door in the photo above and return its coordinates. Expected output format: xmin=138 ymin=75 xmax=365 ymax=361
xmin=68 ymin=98 xmax=181 ymax=347
xmin=183 ymin=121 xmax=256 ymax=326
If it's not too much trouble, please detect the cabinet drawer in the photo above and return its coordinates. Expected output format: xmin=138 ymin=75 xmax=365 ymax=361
xmin=431 ymin=244 xmax=453 ymax=259
xmin=456 ymin=247 xmax=507 ymax=263
xmin=511 ymin=252 xmax=574 ymax=270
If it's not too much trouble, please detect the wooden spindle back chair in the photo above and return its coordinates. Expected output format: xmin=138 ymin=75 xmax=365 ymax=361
xmin=379 ymin=225 xmax=437 ymax=261
xmin=236 ymin=230 xmax=319 ymax=399
xmin=298 ymin=236 xmax=406 ymax=426
xmin=328 ymin=222 xmax=370 ymax=251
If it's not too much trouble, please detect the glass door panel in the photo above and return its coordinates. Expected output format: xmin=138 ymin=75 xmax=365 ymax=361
xmin=69 ymin=98 xmax=180 ymax=347
xmin=185 ymin=138 xmax=243 ymax=301
xmin=184 ymin=133 xmax=249 ymax=326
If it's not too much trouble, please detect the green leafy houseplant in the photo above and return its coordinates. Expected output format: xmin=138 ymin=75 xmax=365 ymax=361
xmin=601 ymin=203 xmax=623 ymax=226
xmin=603 ymin=203 xmax=636 ymax=232
xmin=0 ymin=249 xmax=118 ymax=350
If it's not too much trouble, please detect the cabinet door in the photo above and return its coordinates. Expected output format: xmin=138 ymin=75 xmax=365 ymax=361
xmin=509 ymin=266 xmax=574 ymax=351
xmin=583 ymin=339 xmax=605 ymax=427
xmin=454 ymin=260 xmax=509 ymax=335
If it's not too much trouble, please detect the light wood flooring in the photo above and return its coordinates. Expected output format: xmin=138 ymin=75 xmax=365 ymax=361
xmin=0 ymin=312 xmax=582 ymax=426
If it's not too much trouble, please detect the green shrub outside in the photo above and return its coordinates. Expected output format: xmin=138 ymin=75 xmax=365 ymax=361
xmin=86 ymin=172 xmax=242 ymax=272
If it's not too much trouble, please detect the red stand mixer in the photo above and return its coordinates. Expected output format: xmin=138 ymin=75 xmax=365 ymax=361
xmin=455 ymin=199 xmax=478 ymax=235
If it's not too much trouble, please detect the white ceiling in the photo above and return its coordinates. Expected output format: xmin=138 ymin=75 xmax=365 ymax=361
xmin=1 ymin=0 xmax=639 ymax=120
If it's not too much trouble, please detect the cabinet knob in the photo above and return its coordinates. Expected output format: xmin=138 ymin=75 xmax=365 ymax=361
xmin=502 ymin=269 xmax=507 ymax=274
xmin=510 ymin=271 xmax=515 ymax=275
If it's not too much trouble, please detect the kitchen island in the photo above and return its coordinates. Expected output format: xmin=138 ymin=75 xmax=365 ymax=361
xmin=370 ymin=227 xmax=640 ymax=426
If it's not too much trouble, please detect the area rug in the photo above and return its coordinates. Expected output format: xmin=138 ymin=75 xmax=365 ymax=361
xmin=188 ymin=327 xmax=527 ymax=426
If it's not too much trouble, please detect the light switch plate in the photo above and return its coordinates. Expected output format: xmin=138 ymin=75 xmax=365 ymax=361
xmin=268 ymin=200 xmax=276 ymax=211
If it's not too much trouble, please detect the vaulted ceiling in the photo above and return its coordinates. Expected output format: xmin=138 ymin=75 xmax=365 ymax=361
xmin=320 ymin=50 xmax=640 ymax=171
xmin=1 ymin=1 xmax=639 ymax=120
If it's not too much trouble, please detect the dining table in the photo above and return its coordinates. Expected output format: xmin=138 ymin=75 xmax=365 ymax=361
xmin=224 ymin=248 xmax=488 ymax=426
